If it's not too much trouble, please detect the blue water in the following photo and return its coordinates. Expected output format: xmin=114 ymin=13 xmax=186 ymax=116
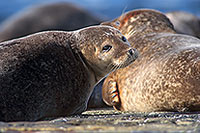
xmin=0 ymin=0 xmax=200 ymax=22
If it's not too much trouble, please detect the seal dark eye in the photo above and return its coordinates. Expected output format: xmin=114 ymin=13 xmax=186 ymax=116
xmin=102 ymin=45 xmax=112 ymax=52
xmin=122 ymin=36 xmax=127 ymax=42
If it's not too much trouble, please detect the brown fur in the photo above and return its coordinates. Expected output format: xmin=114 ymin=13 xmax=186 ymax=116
xmin=101 ymin=9 xmax=200 ymax=112
xmin=0 ymin=25 xmax=138 ymax=121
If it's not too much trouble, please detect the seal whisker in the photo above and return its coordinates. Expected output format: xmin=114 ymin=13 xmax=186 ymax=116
xmin=119 ymin=61 xmax=125 ymax=69
xmin=113 ymin=62 xmax=123 ymax=72
xmin=106 ymin=63 xmax=114 ymax=72
xmin=127 ymin=26 xmax=146 ymax=38
xmin=110 ymin=64 xmax=117 ymax=72
xmin=111 ymin=64 xmax=119 ymax=72
xmin=128 ymin=29 xmax=136 ymax=37
xmin=121 ymin=6 xmax=128 ymax=16
xmin=107 ymin=62 xmax=114 ymax=70
xmin=115 ymin=62 xmax=123 ymax=71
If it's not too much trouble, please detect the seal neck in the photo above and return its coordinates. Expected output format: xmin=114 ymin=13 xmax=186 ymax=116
xmin=69 ymin=32 xmax=98 ymax=84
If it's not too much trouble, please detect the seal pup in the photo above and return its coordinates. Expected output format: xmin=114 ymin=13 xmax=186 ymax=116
xmin=0 ymin=2 xmax=102 ymax=42
xmin=101 ymin=9 xmax=200 ymax=112
xmin=166 ymin=11 xmax=200 ymax=38
xmin=0 ymin=25 xmax=138 ymax=121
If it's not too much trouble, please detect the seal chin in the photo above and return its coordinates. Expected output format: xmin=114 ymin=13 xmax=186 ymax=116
xmin=112 ymin=48 xmax=138 ymax=70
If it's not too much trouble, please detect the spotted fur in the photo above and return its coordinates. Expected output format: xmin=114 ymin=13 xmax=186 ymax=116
xmin=102 ymin=9 xmax=200 ymax=112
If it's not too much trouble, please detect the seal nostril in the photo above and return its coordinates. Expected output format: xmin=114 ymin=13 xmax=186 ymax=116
xmin=128 ymin=49 xmax=134 ymax=56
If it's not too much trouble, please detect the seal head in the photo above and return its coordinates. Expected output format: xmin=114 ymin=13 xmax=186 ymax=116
xmin=102 ymin=9 xmax=175 ymax=40
xmin=74 ymin=26 xmax=138 ymax=80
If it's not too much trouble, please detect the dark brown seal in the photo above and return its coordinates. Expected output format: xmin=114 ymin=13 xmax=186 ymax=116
xmin=0 ymin=2 xmax=103 ymax=42
xmin=166 ymin=11 xmax=200 ymax=38
xmin=101 ymin=9 xmax=200 ymax=112
xmin=0 ymin=25 xmax=138 ymax=122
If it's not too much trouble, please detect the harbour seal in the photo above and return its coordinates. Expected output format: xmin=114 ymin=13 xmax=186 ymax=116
xmin=0 ymin=25 xmax=138 ymax=121
xmin=166 ymin=11 xmax=200 ymax=38
xmin=101 ymin=9 xmax=200 ymax=112
xmin=0 ymin=2 xmax=102 ymax=42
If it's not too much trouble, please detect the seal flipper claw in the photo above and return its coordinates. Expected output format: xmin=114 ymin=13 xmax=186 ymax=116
xmin=110 ymin=88 xmax=117 ymax=94
xmin=111 ymin=93 xmax=117 ymax=98
xmin=112 ymin=95 xmax=120 ymax=104
xmin=102 ymin=78 xmax=121 ymax=109
xmin=110 ymin=81 xmax=120 ymax=104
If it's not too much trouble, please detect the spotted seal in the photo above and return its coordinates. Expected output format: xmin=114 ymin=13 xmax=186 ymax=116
xmin=0 ymin=25 xmax=138 ymax=121
xmin=100 ymin=9 xmax=200 ymax=112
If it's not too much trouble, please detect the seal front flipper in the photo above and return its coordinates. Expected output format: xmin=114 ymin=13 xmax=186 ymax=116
xmin=102 ymin=76 xmax=121 ymax=110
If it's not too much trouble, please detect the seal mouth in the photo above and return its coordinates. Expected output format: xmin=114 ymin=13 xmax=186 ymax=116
xmin=108 ymin=48 xmax=138 ymax=72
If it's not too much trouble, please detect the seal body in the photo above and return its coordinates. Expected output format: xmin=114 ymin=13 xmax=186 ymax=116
xmin=101 ymin=9 xmax=200 ymax=112
xmin=0 ymin=2 xmax=102 ymax=42
xmin=0 ymin=25 xmax=138 ymax=121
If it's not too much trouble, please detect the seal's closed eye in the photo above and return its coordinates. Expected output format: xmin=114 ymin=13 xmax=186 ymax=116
xmin=102 ymin=45 xmax=112 ymax=52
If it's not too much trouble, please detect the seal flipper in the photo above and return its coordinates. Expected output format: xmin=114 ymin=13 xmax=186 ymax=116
xmin=102 ymin=77 xmax=121 ymax=110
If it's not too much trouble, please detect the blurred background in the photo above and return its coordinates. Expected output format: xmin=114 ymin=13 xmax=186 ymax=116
xmin=1 ymin=0 xmax=200 ymax=22
xmin=0 ymin=0 xmax=200 ymax=42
